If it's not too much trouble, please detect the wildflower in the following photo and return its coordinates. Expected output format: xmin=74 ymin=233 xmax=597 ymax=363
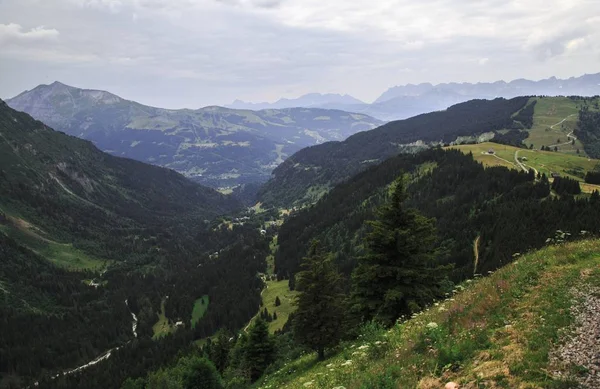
xmin=357 ymin=345 xmax=369 ymax=350
xmin=341 ymin=360 xmax=353 ymax=367
xmin=326 ymin=363 xmax=334 ymax=368
xmin=303 ymin=381 xmax=314 ymax=387
xmin=426 ymin=322 xmax=438 ymax=330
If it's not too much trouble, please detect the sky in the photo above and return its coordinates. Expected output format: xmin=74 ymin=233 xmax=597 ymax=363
xmin=0 ymin=0 xmax=599 ymax=108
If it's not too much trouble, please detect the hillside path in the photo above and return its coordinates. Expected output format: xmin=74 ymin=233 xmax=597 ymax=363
xmin=473 ymin=236 xmax=480 ymax=275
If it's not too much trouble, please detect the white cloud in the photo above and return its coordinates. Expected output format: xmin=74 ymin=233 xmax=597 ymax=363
xmin=0 ymin=23 xmax=59 ymax=45
xmin=0 ymin=0 xmax=599 ymax=106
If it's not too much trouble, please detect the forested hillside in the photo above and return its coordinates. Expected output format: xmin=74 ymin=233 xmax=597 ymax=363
xmin=0 ymin=100 xmax=273 ymax=388
xmin=576 ymin=102 xmax=600 ymax=158
xmin=0 ymin=99 xmax=239 ymax=259
xmin=259 ymin=97 xmax=531 ymax=206
xmin=275 ymin=148 xmax=600 ymax=282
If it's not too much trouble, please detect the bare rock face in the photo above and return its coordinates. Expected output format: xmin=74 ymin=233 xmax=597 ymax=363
xmin=550 ymin=285 xmax=600 ymax=388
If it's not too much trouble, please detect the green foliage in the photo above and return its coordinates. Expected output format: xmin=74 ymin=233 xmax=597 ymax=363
xmin=351 ymin=177 xmax=450 ymax=326
xmin=551 ymin=176 xmax=581 ymax=195
xmin=575 ymin=104 xmax=600 ymax=158
xmin=293 ymin=241 xmax=346 ymax=360
xmin=209 ymin=329 xmax=232 ymax=373
xmin=144 ymin=355 xmax=223 ymax=389
xmin=180 ymin=356 xmax=224 ymax=389
xmin=244 ymin=318 xmax=276 ymax=381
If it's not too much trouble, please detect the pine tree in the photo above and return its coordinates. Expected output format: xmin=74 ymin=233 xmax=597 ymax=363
xmin=274 ymin=296 xmax=281 ymax=307
xmin=351 ymin=177 xmax=450 ymax=326
xmin=244 ymin=317 xmax=275 ymax=381
xmin=293 ymin=241 xmax=346 ymax=360
xmin=209 ymin=329 xmax=231 ymax=373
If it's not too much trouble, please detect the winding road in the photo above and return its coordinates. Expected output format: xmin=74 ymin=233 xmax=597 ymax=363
xmin=547 ymin=114 xmax=578 ymax=148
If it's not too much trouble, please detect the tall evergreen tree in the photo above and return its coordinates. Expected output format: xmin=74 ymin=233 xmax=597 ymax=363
xmin=209 ymin=329 xmax=232 ymax=374
xmin=244 ymin=317 xmax=275 ymax=381
xmin=351 ymin=177 xmax=450 ymax=326
xmin=293 ymin=241 xmax=346 ymax=360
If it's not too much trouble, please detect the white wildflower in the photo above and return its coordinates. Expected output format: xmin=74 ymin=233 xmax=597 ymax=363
xmin=426 ymin=322 xmax=439 ymax=330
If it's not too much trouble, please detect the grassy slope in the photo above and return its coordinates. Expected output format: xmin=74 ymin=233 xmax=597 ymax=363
xmin=257 ymin=239 xmax=600 ymax=389
xmin=263 ymin=280 xmax=299 ymax=333
xmin=0 ymin=209 xmax=108 ymax=271
xmin=191 ymin=295 xmax=210 ymax=328
xmin=524 ymin=96 xmax=600 ymax=155
xmin=448 ymin=142 xmax=600 ymax=193
xmin=153 ymin=297 xmax=176 ymax=339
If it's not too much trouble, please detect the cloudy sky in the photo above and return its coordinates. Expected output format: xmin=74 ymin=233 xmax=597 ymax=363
xmin=0 ymin=0 xmax=599 ymax=108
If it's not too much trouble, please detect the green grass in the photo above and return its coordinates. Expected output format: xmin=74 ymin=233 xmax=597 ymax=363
xmin=449 ymin=142 xmax=600 ymax=193
xmin=191 ymin=295 xmax=209 ymax=328
xmin=153 ymin=297 xmax=176 ymax=339
xmin=263 ymin=280 xmax=298 ymax=333
xmin=524 ymin=97 xmax=598 ymax=155
xmin=0 ymin=217 xmax=109 ymax=272
xmin=244 ymin=279 xmax=299 ymax=334
xmin=256 ymin=239 xmax=600 ymax=389
xmin=266 ymin=235 xmax=278 ymax=276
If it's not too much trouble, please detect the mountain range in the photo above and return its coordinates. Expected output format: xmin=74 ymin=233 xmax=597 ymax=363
xmin=227 ymin=93 xmax=365 ymax=110
xmin=229 ymin=73 xmax=600 ymax=121
xmin=6 ymin=82 xmax=381 ymax=188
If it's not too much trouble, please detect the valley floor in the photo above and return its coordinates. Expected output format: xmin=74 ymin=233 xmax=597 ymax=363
xmin=257 ymin=239 xmax=600 ymax=389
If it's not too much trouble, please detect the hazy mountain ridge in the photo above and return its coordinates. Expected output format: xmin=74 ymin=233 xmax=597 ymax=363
xmin=7 ymin=82 xmax=381 ymax=188
xmin=377 ymin=73 xmax=600 ymax=103
xmin=229 ymin=73 xmax=600 ymax=121
xmin=227 ymin=92 xmax=365 ymax=110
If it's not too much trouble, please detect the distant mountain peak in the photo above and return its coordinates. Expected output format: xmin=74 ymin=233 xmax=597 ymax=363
xmin=226 ymin=92 xmax=365 ymax=111
xmin=374 ymin=73 xmax=600 ymax=105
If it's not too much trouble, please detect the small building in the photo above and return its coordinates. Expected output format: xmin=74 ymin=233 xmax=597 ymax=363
xmin=551 ymin=172 xmax=561 ymax=178
xmin=488 ymin=148 xmax=495 ymax=154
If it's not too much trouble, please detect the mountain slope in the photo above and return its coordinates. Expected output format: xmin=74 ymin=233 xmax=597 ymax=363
xmin=259 ymin=97 xmax=531 ymax=206
xmin=7 ymin=83 xmax=381 ymax=187
xmin=258 ymin=239 xmax=600 ymax=388
xmin=0 ymin=99 xmax=239 ymax=260
xmin=272 ymin=146 xmax=600 ymax=279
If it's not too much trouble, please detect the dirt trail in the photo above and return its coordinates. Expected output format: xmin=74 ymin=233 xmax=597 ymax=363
xmin=550 ymin=285 xmax=600 ymax=387
xmin=473 ymin=235 xmax=480 ymax=275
